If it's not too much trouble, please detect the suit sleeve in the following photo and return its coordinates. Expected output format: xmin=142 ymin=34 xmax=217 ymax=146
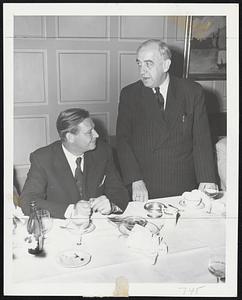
xmin=20 ymin=153 xmax=69 ymax=218
xmin=103 ymin=145 xmax=130 ymax=211
xmin=192 ymin=87 xmax=217 ymax=183
xmin=116 ymin=88 xmax=143 ymax=185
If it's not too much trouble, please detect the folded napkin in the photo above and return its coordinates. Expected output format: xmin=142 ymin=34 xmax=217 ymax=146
xmin=125 ymin=224 xmax=168 ymax=262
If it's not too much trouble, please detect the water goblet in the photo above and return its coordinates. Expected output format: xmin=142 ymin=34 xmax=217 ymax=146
xmin=208 ymin=248 xmax=225 ymax=283
xmin=36 ymin=209 xmax=53 ymax=238
xmin=70 ymin=200 xmax=92 ymax=246
xmin=204 ymin=187 xmax=219 ymax=213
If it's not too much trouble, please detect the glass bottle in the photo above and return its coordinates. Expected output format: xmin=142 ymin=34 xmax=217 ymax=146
xmin=26 ymin=201 xmax=44 ymax=255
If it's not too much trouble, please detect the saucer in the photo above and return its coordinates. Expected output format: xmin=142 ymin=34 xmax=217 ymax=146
xmin=56 ymin=249 xmax=91 ymax=268
xmin=66 ymin=221 xmax=96 ymax=235
xmin=179 ymin=199 xmax=205 ymax=209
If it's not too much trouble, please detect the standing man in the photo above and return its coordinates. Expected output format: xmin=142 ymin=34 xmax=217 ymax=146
xmin=21 ymin=108 xmax=129 ymax=218
xmin=116 ymin=39 xmax=217 ymax=202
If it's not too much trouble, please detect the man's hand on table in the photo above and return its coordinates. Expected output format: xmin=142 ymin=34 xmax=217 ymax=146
xmin=132 ymin=180 xmax=148 ymax=202
xmin=198 ymin=182 xmax=218 ymax=193
xmin=90 ymin=195 xmax=112 ymax=215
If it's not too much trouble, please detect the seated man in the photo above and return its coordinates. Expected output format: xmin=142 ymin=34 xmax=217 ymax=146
xmin=20 ymin=108 xmax=129 ymax=218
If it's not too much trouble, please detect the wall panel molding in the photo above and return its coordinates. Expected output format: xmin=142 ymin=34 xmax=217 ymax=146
xmin=56 ymin=50 xmax=110 ymax=104
xmin=118 ymin=51 xmax=138 ymax=96
xmin=14 ymin=114 xmax=50 ymax=166
xmin=14 ymin=49 xmax=48 ymax=106
xmin=14 ymin=16 xmax=47 ymax=39
xmin=119 ymin=16 xmax=165 ymax=41
xmin=176 ymin=16 xmax=186 ymax=41
xmin=55 ymin=16 xmax=110 ymax=41
xmin=90 ymin=111 xmax=110 ymax=136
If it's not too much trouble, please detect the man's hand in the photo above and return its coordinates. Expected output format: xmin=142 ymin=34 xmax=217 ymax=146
xmin=198 ymin=182 xmax=218 ymax=192
xmin=132 ymin=180 xmax=148 ymax=202
xmin=90 ymin=195 xmax=112 ymax=215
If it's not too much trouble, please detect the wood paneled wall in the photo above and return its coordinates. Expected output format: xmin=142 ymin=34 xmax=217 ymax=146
xmin=14 ymin=16 xmax=226 ymax=191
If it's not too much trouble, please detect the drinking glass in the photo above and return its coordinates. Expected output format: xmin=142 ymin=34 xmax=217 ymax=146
xmin=204 ymin=187 xmax=219 ymax=213
xmin=69 ymin=200 xmax=92 ymax=246
xmin=208 ymin=247 xmax=225 ymax=283
xmin=36 ymin=209 xmax=53 ymax=238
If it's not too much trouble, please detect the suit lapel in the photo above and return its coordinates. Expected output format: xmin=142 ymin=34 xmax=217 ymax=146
xmin=164 ymin=76 xmax=185 ymax=129
xmin=140 ymin=83 xmax=170 ymax=148
xmin=53 ymin=142 xmax=80 ymax=202
xmin=153 ymin=77 xmax=185 ymax=149
xmin=82 ymin=149 xmax=98 ymax=199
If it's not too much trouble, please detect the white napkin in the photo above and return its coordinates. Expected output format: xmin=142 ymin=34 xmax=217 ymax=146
xmin=125 ymin=224 xmax=168 ymax=262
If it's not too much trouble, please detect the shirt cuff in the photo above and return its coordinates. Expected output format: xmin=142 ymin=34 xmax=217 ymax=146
xmin=64 ymin=204 xmax=74 ymax=219
xmin=111 ymin=203 xmax=123 ymax=214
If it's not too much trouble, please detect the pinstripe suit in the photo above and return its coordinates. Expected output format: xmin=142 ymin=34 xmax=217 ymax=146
xmin=116 ymin=76 xmax=217 ymax=198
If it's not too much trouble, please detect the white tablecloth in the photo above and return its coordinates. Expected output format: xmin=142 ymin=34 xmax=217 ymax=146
xmin=11 ymin=194 xmax=227 ymax=295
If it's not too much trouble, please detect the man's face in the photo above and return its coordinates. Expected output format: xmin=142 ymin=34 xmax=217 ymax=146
xmin=136 ymin=43 xmax=171 ymax=88
xmin=70 ymin=118 xmax=99 ymax=153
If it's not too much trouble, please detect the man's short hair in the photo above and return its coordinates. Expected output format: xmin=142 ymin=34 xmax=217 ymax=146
xmin=56 ymin=108 xmax=90 ymax=141
xmin=137 ymin=39 xmax=172 ymax=60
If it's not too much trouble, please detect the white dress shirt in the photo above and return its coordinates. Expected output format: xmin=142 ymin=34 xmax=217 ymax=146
xmin=61 ymin=144 xmax=122 ymax=218
xmin=62 ymin=144 xmax=84 ymax=218
xmin=152 ymin=73 xmax=170 ymax=110
xmin=62 ymin=144 xmax=84 ymax=175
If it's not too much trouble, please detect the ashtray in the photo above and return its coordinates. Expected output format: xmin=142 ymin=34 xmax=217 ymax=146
xmin=118 ymin=216 xmax=160 ymax=236
xmin=118 ymin=216 xmax=148 ymax=235
xmin=144 ymin=202 xmax=165 ymax=218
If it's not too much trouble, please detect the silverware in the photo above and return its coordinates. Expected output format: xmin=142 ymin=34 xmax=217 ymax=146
xmin=152 ymin=236 xmax=163 ymax=265
xmin=168 ymin=204 xmax=184 ymax=212
xmin=175 ymin=212 xmax=181 ymax=225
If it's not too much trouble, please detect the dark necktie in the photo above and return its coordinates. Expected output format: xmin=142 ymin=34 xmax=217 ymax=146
xmin=154 ymin=87 xmax=164 ymax=111
xmin=75 ymin=157 xmax=83 ymax=199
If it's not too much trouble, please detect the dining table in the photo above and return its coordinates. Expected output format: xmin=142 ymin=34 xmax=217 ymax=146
xmin=9 ymin=193 xmax=230 ymax=297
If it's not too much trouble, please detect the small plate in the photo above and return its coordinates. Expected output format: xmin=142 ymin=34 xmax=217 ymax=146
xmin=118 ymin=216 xmax=160 ymax=236
xmin=56 ymin=249 xmax=91 ymax=268
xmin=179 ymin=199 xmax=205 ymax=209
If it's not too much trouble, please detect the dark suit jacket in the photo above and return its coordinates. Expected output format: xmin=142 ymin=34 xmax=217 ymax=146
xmin=116 ymin=76 xmax=217 ymax=198
xmin=20 ymin=139 xmax=129 ymax=218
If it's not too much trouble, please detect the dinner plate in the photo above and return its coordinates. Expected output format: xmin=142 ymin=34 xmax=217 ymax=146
xmin=56 ymin=249 xmax=91 ymax=268
xmin=179 ymin=199 xmax=205 ymax=209
xmin=118 ymin=216 xmax=160 ymax=236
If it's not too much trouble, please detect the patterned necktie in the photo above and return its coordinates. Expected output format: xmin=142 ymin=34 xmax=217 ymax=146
xmin=75 ymin=157 xmax=83 ymax=199
xmin=154 ymin=87 xmax=164 ymax=111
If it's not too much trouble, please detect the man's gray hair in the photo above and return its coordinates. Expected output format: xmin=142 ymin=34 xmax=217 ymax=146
xmin=137 ymin=39 xmax=172 ymax=60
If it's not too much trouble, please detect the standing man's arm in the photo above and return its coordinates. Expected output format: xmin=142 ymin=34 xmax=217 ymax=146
xmin=116 ymin=88 xmax=148 ymax=202
xmin=192 ymin=86 xmax=218 ymax=192
xmin=20 ymin=153 xmax=70 ymax=218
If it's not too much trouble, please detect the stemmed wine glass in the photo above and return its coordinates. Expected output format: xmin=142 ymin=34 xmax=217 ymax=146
xmin=68 ymin=200 xmax=93 ymax=246
xmin=208 ymin=247 xmax=225 ymax=283
xmin=36 ymin=209 xmax=53 ymax=238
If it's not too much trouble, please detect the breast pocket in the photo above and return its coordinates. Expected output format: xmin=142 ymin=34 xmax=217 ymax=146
xmin=95 ymin=175 xmax=106 ymax=197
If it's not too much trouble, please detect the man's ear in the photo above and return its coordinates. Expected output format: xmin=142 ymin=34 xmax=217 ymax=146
xmin=66 ymin=132 xmax=74 ymax=143
xmin=163 ymin=59 xmax=171 ymax=72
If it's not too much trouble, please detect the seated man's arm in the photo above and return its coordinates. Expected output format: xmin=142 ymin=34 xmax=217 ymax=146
xmin=102 ymin=145 xmax=130 ymax=213
xmin=20 ymin=153 xmax=69 ymax=218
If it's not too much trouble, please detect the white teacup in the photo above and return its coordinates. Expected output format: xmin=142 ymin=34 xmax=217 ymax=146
xmin=181 ymin=190 xmax=202 ymax=208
